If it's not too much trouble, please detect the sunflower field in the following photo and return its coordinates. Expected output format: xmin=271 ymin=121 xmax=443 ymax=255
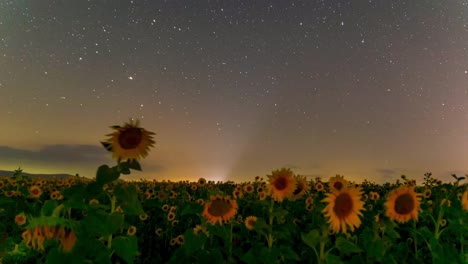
xmin=1 ymin=121 xmax=468 ymax=264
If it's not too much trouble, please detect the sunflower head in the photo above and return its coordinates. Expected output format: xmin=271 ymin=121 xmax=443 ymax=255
xmin=202 ymin=195 xmax=238 ymax=225
xmin=267 ymin=168 xmax=297 ymax=202
xmin=322 ymin=186 xmax=365 ymax=234
xmin=385 ymin=185 xmax=421 ymax=223
xmin=244 ymin=216 xmax=258 ymax=230
xmin=102 ymin=119 xmax=155 ymax=162
xmin=328 ymin=175 xmax=348 ymax=192
xmin=290 ymin=175 xmax=310 ymax=201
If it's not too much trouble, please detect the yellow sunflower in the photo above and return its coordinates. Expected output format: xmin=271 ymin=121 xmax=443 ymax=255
xmin=127 ymin=226 xmax=137 ymax=236
xmin=290 ymin=175 xmax=309 ymax=201
xmin=385 ymin=185 xmax=421 ymax=223
xmin=202 ymin=195 xmax=238 ymax=225
xmin=15 ymin=213 xmax=26 ymax=226
xmin=193 ymin=225 xmax=209 ymax=237
xmin=244 ymin=216 xmax=257 ymax=230
xmin=102 ymin=119 xmax=155 ymax=162
xmin=328 ymin=175 xmax=347 ymax=192
xmin=29 ymin=186 xmax=42 ymax=198
xmin=322 ymin=186 xmax=365 ymax=234
xmin=461 ymin=188 xmax=468 ymax=212
xmin=267 ymin=168 xmax=297 ymax=202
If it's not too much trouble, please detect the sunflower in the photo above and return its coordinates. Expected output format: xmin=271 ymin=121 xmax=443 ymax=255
xmin=198 ymin=178 xmax=207 ymax=186
xmin=101 ymin=119 xmax=155 ymax=162
xmin=315 ymin=182 xmax=324 ymax=192
xmin=15 ymin=213 xmax=26 ymax=226
xmin=290 ymin=175 xmax=309 ymax=201
xmin=385 ymin=185 xmax=421 ymax=223
xmin=127 ymin=226 xmax=137 ymax=236
xmin=267 ymin=168 xmax=297 ymax=202
xmin=29 ymin=186 xmax=42 ymax=198
xmin=328 ymin=175 xmax=347 ymax=192
xmin=423 ymin=188 xmax=432 ymax=199
xmin=155 ymin=228 xmax=163 ymax=237
xmin=139 ymin=213 xmax=149 ymax=221
xmin=193 ymin=225 xmax=209 ymax=237
xmin=161 ymin=204 xmax=169 ymax=212
xmin=461 ymin=188 xmax=468 ymax=212
xmin=202 ymin=195 xmax=238 ymax=225
xmin=175 ymin=234 xmax=185 ymax=245
xmin=244 ymin=184 xmax=254 ymax=194
xmin=167 ymin=212 xmax=176 ymax=221
xmin=244 ymin=216 xmax=257 ymax=230
xmin=369 ymin=191 xmax=380 ymax=201
xmin=322 ymin=186 xmax=365 ymax=234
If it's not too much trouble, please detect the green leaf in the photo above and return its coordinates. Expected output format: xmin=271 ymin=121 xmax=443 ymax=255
xmin=45 ymin=248 xmax=84 ymax=264
xmin=114 ymin=184 xmax=144 ymax=215
xmin=180 ymin=203 xmax=203 ymax=216
xmin=279 ymin=245 xmax=299 ymax=261
xmin=182 ymin=227 xmax=207 ymax=254
xmin=335 ymin=236 xmax=363 ymax=255
xmin=301 ymin=229 xmax=320 ymax=249
xmin=81 ymin=211 xmax=124 ymax=237
xmin=96 ymin=165 xmax=120 ymax=185
xmin=127 ymin=160 xmax=142 ymax=171
xmin=112 ymin=235 xmax=138 ymax=264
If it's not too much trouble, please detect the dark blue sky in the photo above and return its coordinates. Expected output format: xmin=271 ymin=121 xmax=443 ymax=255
xmin=1 ymin=1 xmax=467 ymax=183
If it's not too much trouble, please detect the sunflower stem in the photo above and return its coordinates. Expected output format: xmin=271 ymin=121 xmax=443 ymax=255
xmin=434 ymin=203 xmax=444 ymax=240
xmin=107 ymin=194 xmax=117 ymax=249
xmin=412 ymin=221 xmax=418 ymax=259
xmin=267 ymin=198 xmax=275 ymax=249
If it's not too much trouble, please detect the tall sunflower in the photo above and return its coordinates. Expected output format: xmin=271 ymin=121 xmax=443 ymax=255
xmin=385 ymin=185 xmax=421 ymax=223
xmin=322 ymin=186 xmax=365 ymax=234
xmin=267 ymin=168 xmax=297 ymax=202
xmin=202 ymin=195 xmax=238 ymax=225
xmin=102 ymin=119 xmax=155 ymax=162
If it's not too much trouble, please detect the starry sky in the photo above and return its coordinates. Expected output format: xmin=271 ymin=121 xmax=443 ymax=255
xmin=1 ymin=1 xmax=468 ymax=184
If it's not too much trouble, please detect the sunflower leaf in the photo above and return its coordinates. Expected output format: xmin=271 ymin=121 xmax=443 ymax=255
xmin=301 ymin=229 xmax=320 ymax=249
xmin=127 ymin=160 xmax=142 ymax=171
xmin=112 ymin=235 xmax=138 ymax=264
xmin=96 ymin=165 xmax=120 ymax=184
xmin=335 ymin=236 xmax=363 ymax=255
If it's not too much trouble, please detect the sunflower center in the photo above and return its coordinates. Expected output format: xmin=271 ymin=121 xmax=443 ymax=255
xmin=333 ymin=181 xmax=343 ymax=190
xmin=273 ymin=177 xmax=288 ymax=190
xmin=118 ymin=128 xmax=142 ymax=149
xmin=333 ymin=193 xmax=353 ymax=219
xmin=394 ymin=193 xmax=414 ymax=215
xmin=208 ymin=198 xmax=233 ymax=217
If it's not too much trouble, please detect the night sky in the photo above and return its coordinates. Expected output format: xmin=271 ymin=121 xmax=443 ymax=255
xmin=1 ymin=1 xmax=468 ymax=183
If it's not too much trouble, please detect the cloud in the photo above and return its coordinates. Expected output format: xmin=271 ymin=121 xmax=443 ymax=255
xmin=0 ymin=144 xmax=111 ymax=163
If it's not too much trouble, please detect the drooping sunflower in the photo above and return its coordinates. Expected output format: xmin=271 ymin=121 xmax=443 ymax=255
xmin=290 ymin=175 xmax=309 ymax=201
xmin=101 ymin=119 xmax=155 ymax=162
xmin=385 ymin=185 xmax=421 ymax=223
xmin=461 ymin=188 xmax=468 ymax=212
xmin=267 ymin=168 xmax=297 ymax=202
xmin=328 ymin=175 xmax=347 ymax=192
xmin=202 ymin=195 xmax=238 ymax=225
xmin=322 ymin=186 xmax=365 ymax=234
